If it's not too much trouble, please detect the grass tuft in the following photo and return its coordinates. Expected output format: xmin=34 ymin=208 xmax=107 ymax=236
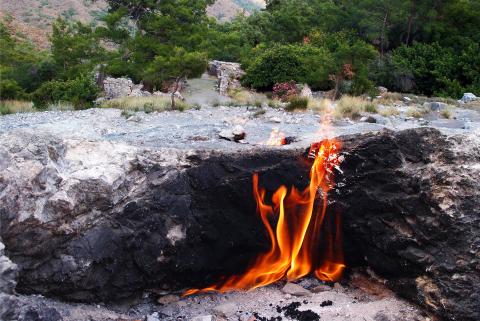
xmin=286 ymin=96 xmax=309 ymax=111
xmin=334 ymin=96 xmax=377 ymax=119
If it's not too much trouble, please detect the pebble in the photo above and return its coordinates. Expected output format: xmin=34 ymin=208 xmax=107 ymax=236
xmin=282 ymin=282 xmax=312 ymax=296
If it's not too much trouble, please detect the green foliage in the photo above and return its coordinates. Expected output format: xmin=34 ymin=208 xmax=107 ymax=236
xmin=145 ymin=47 xmax=207 ymax=88
xmin=0 ymin=79 xmax=25 ymax=100
xmin=32 ymin=74 xmax=99 ymax=109
xmin=242 ymin=44 xmax=333 ymax=89
xmin=51 ymin=18 xmax=105 ymax=80
xmin=391 ymin=42 xmax=480 ymax=97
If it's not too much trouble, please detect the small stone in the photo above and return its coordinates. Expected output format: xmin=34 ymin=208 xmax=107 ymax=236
xmin=191 ymin=315 xmax=216 ymax=321
xmin=157 ymin=294 xmax=179 ymax=305
xmin=127 ymin=115 xmax=142 ymax=123
xmin=403 ymin=97 xmax=412 ymax=103
xmin=377 ymin=86 xmax=388 ymax=95
xmin=147 ymin=312 xmax=160 ymax=321
xmin=282 ymin=282 xmax=312 ymax=296
xmin=219 ymin=125 xmax=245 ymax=142
xmin=212 ymin=302 xmax=238 ymax=318
xmin=333 ymin=283 xmax=344 ymax=291
xmin=269 ymin=116 xmax=282 ymax=123
xmin=311 ymin=285 xmax=332 ymax=293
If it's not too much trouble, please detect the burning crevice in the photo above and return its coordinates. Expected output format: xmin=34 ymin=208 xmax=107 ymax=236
xmin=186 ymin=139 xmax=345 ymax=295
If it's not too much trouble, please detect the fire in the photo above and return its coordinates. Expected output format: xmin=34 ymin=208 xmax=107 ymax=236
xmin=265 ymin=128 xmax=286 ymax=146
xmin=185 ymin=138 xmax=345 ymax=296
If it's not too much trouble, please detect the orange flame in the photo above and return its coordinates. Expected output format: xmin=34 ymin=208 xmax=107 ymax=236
xmin=265 ymin=128 xmax=286 ymax=146
xmin=184 ymin=138 xmax=345 ymax=296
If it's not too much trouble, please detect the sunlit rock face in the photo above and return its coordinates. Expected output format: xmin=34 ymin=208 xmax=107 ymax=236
xmin=0 ymin=128 xmax=478 ymax=321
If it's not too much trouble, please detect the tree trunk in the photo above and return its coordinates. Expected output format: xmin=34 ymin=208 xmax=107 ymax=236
xmin=405 ymin=0 xmax=416 ymax=45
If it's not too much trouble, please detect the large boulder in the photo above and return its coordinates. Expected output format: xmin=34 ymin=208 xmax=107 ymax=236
xmin=336 ymin=128 xmax=480 ymax=321
xmin=208 ymin=60 xmax=245 ymax=95
xmin=0 ymin=128 xmax=478 ymax=321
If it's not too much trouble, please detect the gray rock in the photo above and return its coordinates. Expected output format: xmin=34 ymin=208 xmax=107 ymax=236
xmin=300 ymin=84 xmax=313 ymax=99
xmin=403 ymin=97 xmax=412 ymax=103
xmin=282 ymin=282 xmax=312 ymax=296
xmin=461 ymin=93 xmax=477 ymax=103
xmin=208 ymin=61 xmax=245 ymax=95
xmin=0 ymin=241 xmax=18 ymax=294
xmin=219 ymin=125 xmax=246 ymax=142
xmin=147 ymin=312 xmax=161 ymax=321
xmin=212 ymin=302 xmax=237 ymax=318
xmin=191 ymin=316 xmax=216 ymax=321
xmin=377 ymin=86 xmax=388 ymax=95
xmin=429 ymin=102 xmax=448 ymax=111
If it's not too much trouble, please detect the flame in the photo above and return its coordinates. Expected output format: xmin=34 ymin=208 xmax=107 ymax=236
xmin=184 ymin=137 xmax=345 ymax=296
xmin=265 ymin=128 xmax=286 ymax=146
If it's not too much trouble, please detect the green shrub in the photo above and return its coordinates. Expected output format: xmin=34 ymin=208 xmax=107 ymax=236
xmin=242 ymin=44 xmax=333 ymax=90
xmin=0 ymin=79 xmax=25 ymax=99
xmin=390 ymin=42 xmax=479 ymax=98
xmin=32 ymin=74 xmax=99 ymax=109
xmin=286 ymin=96 xmax=309 ymax=111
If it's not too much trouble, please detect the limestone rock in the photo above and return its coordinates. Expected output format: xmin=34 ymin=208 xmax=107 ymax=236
xmin=208 ymin=60 xmax=245 ymax=95
xmin=282 ymin=282 xmax=312 ymax=296
xmin=212 ymin=302 xmax=237 ymax=318
xmin=460 ymin=92 xmax=477 ymax=103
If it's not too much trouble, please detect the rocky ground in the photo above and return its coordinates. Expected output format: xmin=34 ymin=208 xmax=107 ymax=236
xmin=1 ymin=104 xmax=479 ymax=321
xmin=0 ymin=102 xmax=478 ymax=150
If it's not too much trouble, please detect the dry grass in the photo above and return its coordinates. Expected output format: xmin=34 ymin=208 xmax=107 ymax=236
xmin=406 ymin=106 xmax=428 ymax=118
xmin=374 ymin=92 xmax=403 ymax=104
xmin=99 ymin=96 xmax=190 ymax=112
xmin=0 ymin=100 xmax=35 ymax=115
xmin=440 ymin=107 xmax=453 ymax=119
xmin=379 ymin=106 xmax=400 ymax=117
xmin=334 ymin=96 xmax=377 ymax=119
xmin=308 ymin=98 xmax=333 ymax=113
xmin=227 ymin=88 xmax=268 ymax=107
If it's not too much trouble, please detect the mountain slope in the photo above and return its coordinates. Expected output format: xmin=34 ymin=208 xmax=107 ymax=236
xmin=0 ymin=0 xmax=265 ymax=47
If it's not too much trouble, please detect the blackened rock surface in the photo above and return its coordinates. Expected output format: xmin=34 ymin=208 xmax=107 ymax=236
xmin=336 ymin=128 xmax=480 ymax=321
xmin=0 ymin=130 xmax=308 ymax=302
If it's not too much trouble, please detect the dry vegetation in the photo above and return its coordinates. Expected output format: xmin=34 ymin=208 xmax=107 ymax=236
xmin=334 ymin=96 xmax=377 ymax=119
xmin=99 ymin=96 xmax=190 ymax=113
xmin=0 ymin=100 xmax=35 ymax=115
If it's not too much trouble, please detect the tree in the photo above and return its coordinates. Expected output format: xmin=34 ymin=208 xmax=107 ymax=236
xmin=146 ymin=48 xmax=207 ymax=108
xmin=102 ymin=0 xmax=214 ymax=90
xmin=51 ymin=18 xmax=105 ymax=80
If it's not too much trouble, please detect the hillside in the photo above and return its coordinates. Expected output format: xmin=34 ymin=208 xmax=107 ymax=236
xmin=0 ymin=0 xmax=264 ymax=48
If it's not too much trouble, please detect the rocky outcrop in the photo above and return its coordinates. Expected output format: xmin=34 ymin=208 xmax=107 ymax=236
xmin=102 ymin=77 xmax=152 ymax=100
xmin=336 ymin=128 xmax=480 ymax=321
xmin=0 ymin=128 xmax=478 ymax=321
xmin=208 ymin=60 xmax=245 ymax=95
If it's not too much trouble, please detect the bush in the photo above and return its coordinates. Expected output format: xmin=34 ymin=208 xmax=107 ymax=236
xmin=242 ymin=44 xmax=333 ymax=90
xmin=390 ymin=42 xmax=478 ymax=98
xmin=286 ymin=96 xmax=309 ymax=111
xmin=0 ymin=79 xmax=25 ymax=99
xmin=273 ymin=81 xmax=297 ymax=101
xmin=32 ymin=74 xmax=99 ymax=109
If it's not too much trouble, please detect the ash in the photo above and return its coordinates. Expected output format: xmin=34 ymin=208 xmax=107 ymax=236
xmin=6 ymin=272 xmax=428 ymax=321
